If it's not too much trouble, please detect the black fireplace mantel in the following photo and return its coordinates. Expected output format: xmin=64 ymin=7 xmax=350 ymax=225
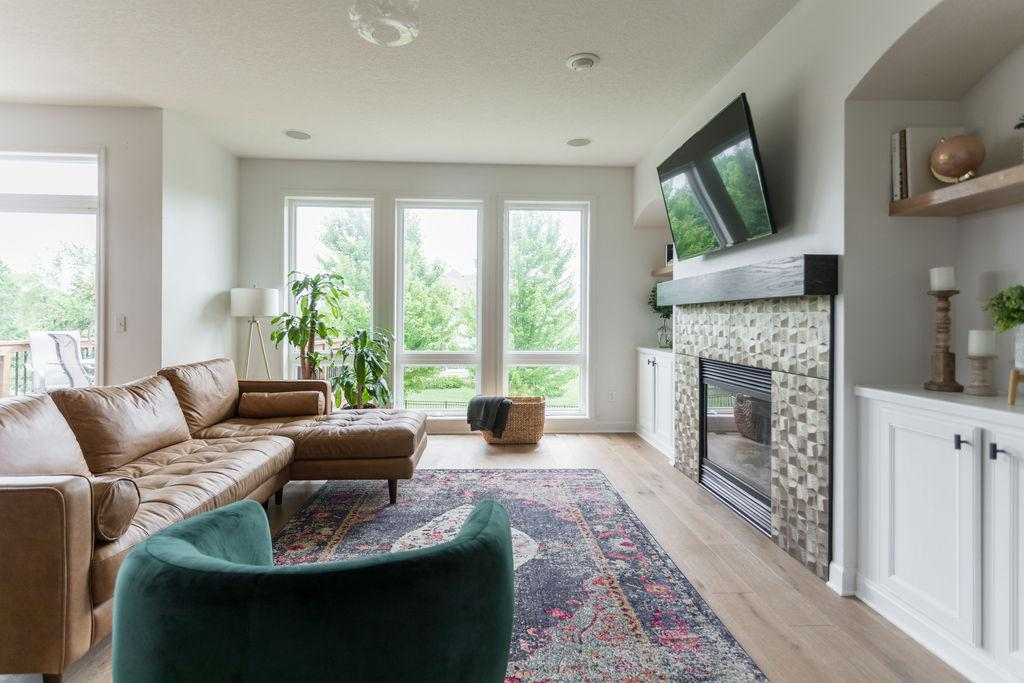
xmin=656 ymin=254 xmax=838 ymax=307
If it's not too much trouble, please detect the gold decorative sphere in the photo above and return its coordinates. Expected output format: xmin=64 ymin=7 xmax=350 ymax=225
xmin=930 ymin=135 xmax=986 ymax=183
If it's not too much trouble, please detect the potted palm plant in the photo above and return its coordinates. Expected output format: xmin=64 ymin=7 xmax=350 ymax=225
xmin=270 ymin=272 xmax=348 ymax=379
xmin=332 ymin=328 xmax=393 ymax=408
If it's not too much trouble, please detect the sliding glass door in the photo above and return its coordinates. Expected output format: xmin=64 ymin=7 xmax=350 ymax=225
xmin=0 ymin=153 xmax=100 ymax=395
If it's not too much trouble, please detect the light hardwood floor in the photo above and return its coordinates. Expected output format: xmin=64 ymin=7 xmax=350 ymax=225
xmin=10 ymin=433 xmax=964 ymax=683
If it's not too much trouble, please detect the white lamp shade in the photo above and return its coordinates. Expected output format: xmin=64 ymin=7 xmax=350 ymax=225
xmin=231 ymin=288 xmax=279 ymax=318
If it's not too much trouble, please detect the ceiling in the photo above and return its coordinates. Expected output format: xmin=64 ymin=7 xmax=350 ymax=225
xmin=850 ymin=0 xmax=1024 ymax=101
xmin=0 ymin=0 xmax=796 ymax=165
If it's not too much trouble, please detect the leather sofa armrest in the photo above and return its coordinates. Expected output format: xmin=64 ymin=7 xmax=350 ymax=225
xmin=238 ymin=379 xmax=334 ymax=415
xmin=0 ymin=475 xmax=93 ymax=676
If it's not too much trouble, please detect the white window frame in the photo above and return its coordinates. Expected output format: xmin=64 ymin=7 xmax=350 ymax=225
xmin=502 ymin=201 xmax=590 ymax=417
xmin=285 ymin=195 xmax=376 ymax=377
xmin=0 ymin=151 xmax=105 ymax=384
xmin=394 ymin=198 xmax=484 ymax=415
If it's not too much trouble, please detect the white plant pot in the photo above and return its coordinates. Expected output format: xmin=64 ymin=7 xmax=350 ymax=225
xmin=1016 ymin=326 xmax=1024 ymax=370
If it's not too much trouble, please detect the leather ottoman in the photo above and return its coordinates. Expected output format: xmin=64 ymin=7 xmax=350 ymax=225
xmin=288 ymin=409 xmax=428 ymax=503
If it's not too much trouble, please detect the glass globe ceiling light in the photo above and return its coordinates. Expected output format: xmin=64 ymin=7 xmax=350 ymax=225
xmin=349 ymin=0 xmax=420 ymax=47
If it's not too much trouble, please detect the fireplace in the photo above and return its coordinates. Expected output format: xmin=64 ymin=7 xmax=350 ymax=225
xmin=662 ymin=257 xmax=836 ymax=579
xmin=699 ymin=359 xmax=772 ymax=535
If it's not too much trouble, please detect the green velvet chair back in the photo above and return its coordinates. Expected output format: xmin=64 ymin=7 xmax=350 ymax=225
xmin=113 ymin=499 xmax=514 ymax=683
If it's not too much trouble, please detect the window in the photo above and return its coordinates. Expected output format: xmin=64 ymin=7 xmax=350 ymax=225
xmin=288 ymin=198 xmax=374 ymax=338
xmin=0 ymin=153 xmax=101 ymax=396
xmin=396 ymin=200 xmax=481 ymax=414
xmin=504 ymin=203 xmax=588 ymax=414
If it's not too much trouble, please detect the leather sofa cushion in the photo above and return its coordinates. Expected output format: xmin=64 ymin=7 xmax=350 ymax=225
xmin=195 ymin=409 xmax=427 ymax=460
xmin=291 ymin=409 xmax=426 ymax=460
xmin=158 ymin=358 xmax=239 ymax=434
xmin=193 ymin=416 xmax=320 ymax=440
xmin=238 ymin=379 xmax=334 ymax=414
xmin=51 ymin=376 xmax=191 ymax=473
xmin=91 ymin=477 xmax=140 ymax=542
xmin=90 ymin=435 xmax=293 ymax=603
xmin=0 ymin=394 xmax=91 ymax=476
xmin=239 ymin=391 xmax=325 ymax=419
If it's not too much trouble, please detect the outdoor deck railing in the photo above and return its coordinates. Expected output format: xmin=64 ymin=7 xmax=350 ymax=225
xmin=0 ymin=339 xmax=96 ymax=397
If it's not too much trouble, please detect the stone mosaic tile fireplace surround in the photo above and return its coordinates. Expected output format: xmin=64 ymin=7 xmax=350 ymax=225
xmin=674 ymin=295 xmax=832 ymax=580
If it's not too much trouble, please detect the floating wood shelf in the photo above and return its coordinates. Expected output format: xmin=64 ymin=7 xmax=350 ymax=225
xmin=890 ymin=163 xmax=1024 ymax=217
xmin=651 ymin=265 xmax=673 ymax=278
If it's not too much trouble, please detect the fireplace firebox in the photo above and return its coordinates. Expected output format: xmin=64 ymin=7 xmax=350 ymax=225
xmin=699 ymin=358 xmax=772 ymax=535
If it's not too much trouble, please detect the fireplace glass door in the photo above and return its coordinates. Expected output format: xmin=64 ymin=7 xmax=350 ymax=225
xmin=700 ymin=359 xmax=772 ymax=534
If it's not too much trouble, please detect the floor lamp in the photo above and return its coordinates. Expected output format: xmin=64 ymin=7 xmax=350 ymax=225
xmin=231 ymin=287 xmax=279 ymax=379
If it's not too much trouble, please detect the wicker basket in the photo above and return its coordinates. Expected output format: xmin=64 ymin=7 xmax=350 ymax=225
xmin=482 ymin=396 xmax=545 ymax=445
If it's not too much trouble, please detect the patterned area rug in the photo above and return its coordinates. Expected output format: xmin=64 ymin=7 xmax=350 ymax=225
xmin=273 ymin=469 xmax=765 ymax=682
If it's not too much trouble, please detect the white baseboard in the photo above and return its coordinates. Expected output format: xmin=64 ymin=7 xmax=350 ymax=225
xmin=826 ymin=561 xmax=857 ymax=596
xmin=426 ymin=416 xmax=635 ymax=435
xmin=635 ymin=426 xmax=673 ymax=462
xmin=857 ymin=575 xmax=1015 ymax=683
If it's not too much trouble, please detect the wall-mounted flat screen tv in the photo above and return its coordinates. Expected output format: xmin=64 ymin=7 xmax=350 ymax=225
xmin=658 ymin=93 xmax=776 ymax=262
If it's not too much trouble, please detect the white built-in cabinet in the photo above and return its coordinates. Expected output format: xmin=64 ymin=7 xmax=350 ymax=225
xmin=636 ymin=347 xmax=674 ymax=462
xmin=857 ymin=386 xmax=1024 ymax=682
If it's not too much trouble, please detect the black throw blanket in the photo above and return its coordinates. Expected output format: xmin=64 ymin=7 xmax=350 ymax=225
xmin=467 ymin=395 xmax=513 ymax=438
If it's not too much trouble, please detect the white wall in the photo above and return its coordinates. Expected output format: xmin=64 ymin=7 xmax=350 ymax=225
xmin=238 ymin=159 xmax=666 ymax=431
xmin=161 ymin=111 xmax=239 ymax=367
xmin=632 ymin=0 xmax=947 ymax=592
xmin=955 ymin=41 xmax=1024 ymax=386
xmin=843 ymin=100 xmax=962 ymax=599
xmin=0 ymin=104 xmax=163 ymax=384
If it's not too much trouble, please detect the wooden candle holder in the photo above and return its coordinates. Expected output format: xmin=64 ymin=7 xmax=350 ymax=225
xmin=925 ymin=290 xmax=964 ymax=393
xmin=965 ymin=355 xmax=997 ymax=396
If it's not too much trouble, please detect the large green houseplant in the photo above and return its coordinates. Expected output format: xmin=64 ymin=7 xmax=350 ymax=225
xmin=332 ymin=328 xmax=393 ymax=408
xmin=270 ymin=272 xmax=349 ymax=379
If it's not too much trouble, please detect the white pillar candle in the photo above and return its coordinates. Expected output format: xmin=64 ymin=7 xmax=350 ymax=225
xmin=968 ymin=330 xmax=996 ymax=357
xmin=929 ymin=266 xmax=956 ymax=291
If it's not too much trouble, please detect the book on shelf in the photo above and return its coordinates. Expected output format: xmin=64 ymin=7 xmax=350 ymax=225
xmin=890 ymin=126 xmax=964 ymax=201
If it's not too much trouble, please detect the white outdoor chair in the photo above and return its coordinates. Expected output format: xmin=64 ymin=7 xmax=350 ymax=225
xmin=28 ymin=330 xmax=95 ymax=391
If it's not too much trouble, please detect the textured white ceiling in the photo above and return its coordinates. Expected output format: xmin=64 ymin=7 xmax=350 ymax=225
xmin=0 ymin=0 xmax=796 ymax=164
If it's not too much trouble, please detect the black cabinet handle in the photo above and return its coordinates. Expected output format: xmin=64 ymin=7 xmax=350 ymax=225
xmin=991 ymin=443 xmax=1009 ymax=460
xmin=954 ymin=434 xmax=970 ymax=450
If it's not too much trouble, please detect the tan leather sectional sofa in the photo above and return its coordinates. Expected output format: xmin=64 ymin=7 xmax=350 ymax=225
xmin=0 ymin=358 xmax=427 ymax=681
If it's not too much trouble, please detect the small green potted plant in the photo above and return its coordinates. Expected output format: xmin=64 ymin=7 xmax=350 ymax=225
xmin=649 ymin=285 xmax=673 ymax=348
xmin=270 ymin=271 xmax=349 ymax=379
xmin=332 ymin=328 xmax=393 ymax=409
xmin=984 ymin=284 xmax=1024 ymax=370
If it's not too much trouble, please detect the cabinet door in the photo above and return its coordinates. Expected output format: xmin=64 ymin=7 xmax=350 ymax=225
xmin=636 ymin=352 xmax=654 ymax=434
xmin=989 ymin=428 xmax=1024 ymax=677
xmin=875 ymin=404 xmax=982 ymax=645
xmin=654 ymin=354 xmax=674 ymax=446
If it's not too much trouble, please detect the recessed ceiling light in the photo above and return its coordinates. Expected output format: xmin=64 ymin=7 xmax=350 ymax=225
xmin=567 ymin=138 xmax=592 ymax=147
xmin=284 ymin=129 xmax=311 ymax=140
xmin=566 ymin=53 xmax=600 ymax=72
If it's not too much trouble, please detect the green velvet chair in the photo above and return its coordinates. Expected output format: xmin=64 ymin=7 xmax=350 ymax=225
xmin=113 ymin=499 xmax=514 ymax=683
